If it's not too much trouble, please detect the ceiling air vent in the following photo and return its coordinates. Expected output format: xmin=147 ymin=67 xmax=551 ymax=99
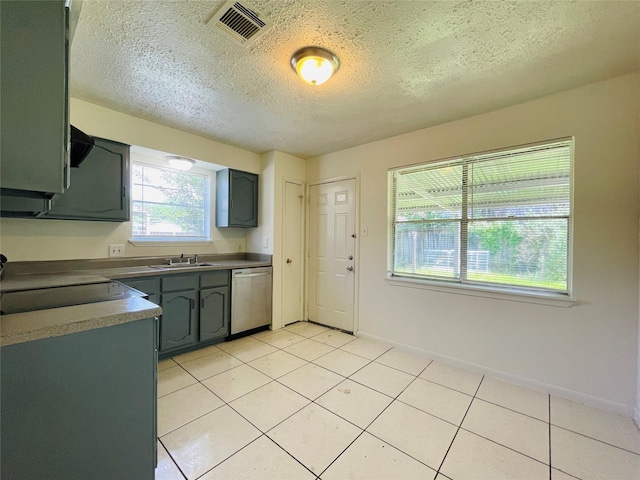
xmin=207 ymin=1 xmax=272 ymax=47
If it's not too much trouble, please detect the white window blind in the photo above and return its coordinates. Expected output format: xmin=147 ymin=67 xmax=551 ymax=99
xmin=132 ymin=162 xmax=210 ymax=241
xmin=390 ymin=139 xmax=572 ymax=294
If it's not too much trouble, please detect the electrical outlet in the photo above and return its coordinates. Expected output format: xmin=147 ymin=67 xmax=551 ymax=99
xmin=109 ymin=244 xmax=124 ymax=257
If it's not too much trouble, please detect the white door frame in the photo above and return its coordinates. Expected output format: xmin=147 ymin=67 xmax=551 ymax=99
xmin=280 ymin=177 xmax=305 ymax=328
xmin=305 ymin=175 xmax=360 ymax=333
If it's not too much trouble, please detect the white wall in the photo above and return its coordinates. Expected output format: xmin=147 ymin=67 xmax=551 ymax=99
xmin=247 ymin=151 xmax=306 ymax=329
xmin=307 ymin=73 xmax=640 ymax=414
xmin=0 ymin=99 xmax=261 ymax=261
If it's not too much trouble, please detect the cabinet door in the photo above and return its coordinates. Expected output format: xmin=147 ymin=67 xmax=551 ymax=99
xmin=216 ymin=169 xmax=258 ymax=228
xmin=200 ymin=286 xmax=229 ymax=342
xmin=229 ymin=170 xmax=258 ymax=227
xmin=0 ymin=1 xmax=69 ymax=196
xmin=160 ymin=290 xmax=197 ymax=352
xmin=46 ymin=138 xmax=130 ymax=221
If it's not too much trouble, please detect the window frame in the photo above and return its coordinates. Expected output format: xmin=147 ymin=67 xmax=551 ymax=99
xmin=387 ymin=138 xmax=575 ymax=304
xmin=130 ymin=159 xmax=213 ymax=244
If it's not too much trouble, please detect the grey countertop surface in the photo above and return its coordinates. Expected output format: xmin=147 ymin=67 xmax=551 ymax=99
xmin=0 ymin=254 xmax=271 ymax=347
xmin=1 ymin=296 xmax=162 ymax=347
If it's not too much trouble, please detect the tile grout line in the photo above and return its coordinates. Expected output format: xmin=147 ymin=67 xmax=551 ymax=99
xmin=548 ymin=423 xmax=640 ymax=457
xmin=158 ymin=437 xmax=188 ymax=480
xmin=434 ymin=375 xmax=485 ymax=477
xmin=548 ymin=394 xmax=552 ymax=480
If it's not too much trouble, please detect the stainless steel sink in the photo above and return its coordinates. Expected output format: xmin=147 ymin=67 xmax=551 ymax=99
xmin=149 ymin=262 xmax=222 ymax=269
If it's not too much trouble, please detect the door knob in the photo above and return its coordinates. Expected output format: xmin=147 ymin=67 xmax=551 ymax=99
xmin=286 ymin=258 xmax=293 ymax=264
xmin=346 ymin=265 xmax=353 ymax=271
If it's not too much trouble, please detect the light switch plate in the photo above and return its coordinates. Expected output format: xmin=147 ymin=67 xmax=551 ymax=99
xmin=109 ymin=244 xmax=124 ymax=257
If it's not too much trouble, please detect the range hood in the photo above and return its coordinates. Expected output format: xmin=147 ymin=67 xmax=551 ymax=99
xmin=70 ymin=125 xmax=94 ymax=168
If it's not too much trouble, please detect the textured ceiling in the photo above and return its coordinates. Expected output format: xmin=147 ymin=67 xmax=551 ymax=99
xmin=70 ymin=0 xmax=640 ymax=159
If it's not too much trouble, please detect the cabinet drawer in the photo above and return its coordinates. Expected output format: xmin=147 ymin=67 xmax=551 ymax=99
xmin=161 ymin=274 xmax=197 ymax=292
xmin=200 ymin=270 xmax=229 ymax=288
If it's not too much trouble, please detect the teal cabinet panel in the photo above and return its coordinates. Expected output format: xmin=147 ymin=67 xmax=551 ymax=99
xmin=200 ymin=270 xmax=230 ymax=288
xmin=119 ymin=276 xmax=159 ymax=306
xmin=46 ymin=138 xmax=130 ymax=221
xmin=120 ymin=277 xmax=159 ymax=296
xmin=0 ymin=318 xmax=156 ymax=480
xmin=216 ymin=169 xmax=258 ymax=227
xmin=0 ymin=1 xmax=69 ymax=197
xmin=160 ymin=290 xmax=197 ymax=352
xmin=162 ymin=274 xmax=198 ymax=292
xmin=200 ymin=286 xmax=229 ymax=341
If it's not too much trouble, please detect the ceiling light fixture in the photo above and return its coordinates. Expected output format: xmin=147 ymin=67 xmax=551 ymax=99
xmin=290 ymin=47 xmax=340 ymax=86
xmin=166 ymin=156 xmax=196 ymax=171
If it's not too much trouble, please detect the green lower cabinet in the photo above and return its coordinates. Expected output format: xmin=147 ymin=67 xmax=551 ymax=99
xmin=119 ymin=271 xmax=229 ymax=357
xmin=160 ymin=290 xmax=197 ymax=352
xmin=0 ymin=317 xmax=157 ymax=480
xmin=200 ymin=286 xmax=229 ymax=341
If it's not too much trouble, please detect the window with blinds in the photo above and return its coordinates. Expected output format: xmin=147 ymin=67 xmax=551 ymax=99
xmin=390 ymin=139 xmax=572 ymax=294
xmin=132 ymin=162 xmax=210 ymax=241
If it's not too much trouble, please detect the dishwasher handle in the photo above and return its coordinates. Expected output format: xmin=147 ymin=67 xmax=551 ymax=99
xmin=234 ymin=271 xmax=271 ymax=278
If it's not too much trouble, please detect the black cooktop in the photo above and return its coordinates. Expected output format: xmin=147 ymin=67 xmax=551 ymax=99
xmin=0 ymin=281 xmax=147 ymax=315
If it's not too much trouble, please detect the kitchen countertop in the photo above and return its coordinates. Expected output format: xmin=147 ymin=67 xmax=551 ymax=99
xmin=87 ymin=259 xmax=272 ymax=280
xmin=0 ymin=273 xmax=110 ymax=293
xmin=0 ymin=253 xmax=271 ymax=347
xmin=1 ymin=296 xmax=162 ymax=347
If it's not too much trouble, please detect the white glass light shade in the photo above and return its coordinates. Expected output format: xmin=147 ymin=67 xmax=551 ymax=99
xmin=166 ymin=156 xmax=196 ymax=171
xmin=290 ymin=47 xmax=339 ymax=86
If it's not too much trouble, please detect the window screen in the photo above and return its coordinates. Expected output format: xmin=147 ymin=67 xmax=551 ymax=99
xmin=390 ymin=139 xmax=572 ymax=294
xmin=132 ymin=162 xmax=210 ymax=241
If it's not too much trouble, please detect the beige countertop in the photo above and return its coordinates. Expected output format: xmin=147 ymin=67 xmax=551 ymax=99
xmin=0 ymin=273 xmax=110 ymax=293
xmin=0 ymin=253 xmax=271 ymax=347
xmin=90 ymin=259 xmax=272 ymax=280
xmin=1 ymin=296 xmax=162 ymax=347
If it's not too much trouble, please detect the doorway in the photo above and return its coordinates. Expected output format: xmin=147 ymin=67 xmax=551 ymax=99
xmin=282 ymin=180 xmax=305 ymax=326
xmin=307 ymin=178 xmax=357 ymax=332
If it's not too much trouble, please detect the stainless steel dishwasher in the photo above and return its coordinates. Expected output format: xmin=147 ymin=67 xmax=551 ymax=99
xmin=231 ymin=266 xmax=272 ymax=334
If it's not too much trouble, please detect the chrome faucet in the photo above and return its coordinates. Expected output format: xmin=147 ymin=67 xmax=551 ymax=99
xmin=192 ymin=254 xmax=199 ymax=264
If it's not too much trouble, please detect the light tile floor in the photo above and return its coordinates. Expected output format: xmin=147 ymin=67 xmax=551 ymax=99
xmin=156 ymin=322 xmax=640 ymax=480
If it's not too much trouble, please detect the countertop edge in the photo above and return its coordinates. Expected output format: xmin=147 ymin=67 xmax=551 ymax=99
xmin=1 ymin=297 xmax=162 ymax=347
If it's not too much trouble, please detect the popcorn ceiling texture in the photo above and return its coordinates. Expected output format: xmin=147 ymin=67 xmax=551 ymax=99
xmin=70 ymin=0 xmax=640 ymax=159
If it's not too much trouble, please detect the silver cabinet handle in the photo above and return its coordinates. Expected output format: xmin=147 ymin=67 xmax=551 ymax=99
xmin=346 ymin=265 xmax=353 ymax=271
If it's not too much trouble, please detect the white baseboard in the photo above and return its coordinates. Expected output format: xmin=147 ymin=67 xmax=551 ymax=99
xmin=355 ymin=330 xmax=635 ymax=418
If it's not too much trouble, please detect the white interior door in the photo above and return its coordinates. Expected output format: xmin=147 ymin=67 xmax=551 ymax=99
xmin=282 ymin=181 xmax=304 ymax=326
xmin=308 ymin=179 xmax=356 ymax=332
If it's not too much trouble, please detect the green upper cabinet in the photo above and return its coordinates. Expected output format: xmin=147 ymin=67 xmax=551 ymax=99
xmin=216 ymin=169 xmax=258 ymax=228
xmin=45 ymin=138 xmax=131 ymax=222
xmin=0 ymin=1 xmax=69 ymax=197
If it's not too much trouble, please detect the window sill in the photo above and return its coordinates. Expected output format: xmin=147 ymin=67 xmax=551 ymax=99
xmin=129 ymin=240 xmax=213 ymax=247
xmin=385 ymin=274 xmax=576 ymax=308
